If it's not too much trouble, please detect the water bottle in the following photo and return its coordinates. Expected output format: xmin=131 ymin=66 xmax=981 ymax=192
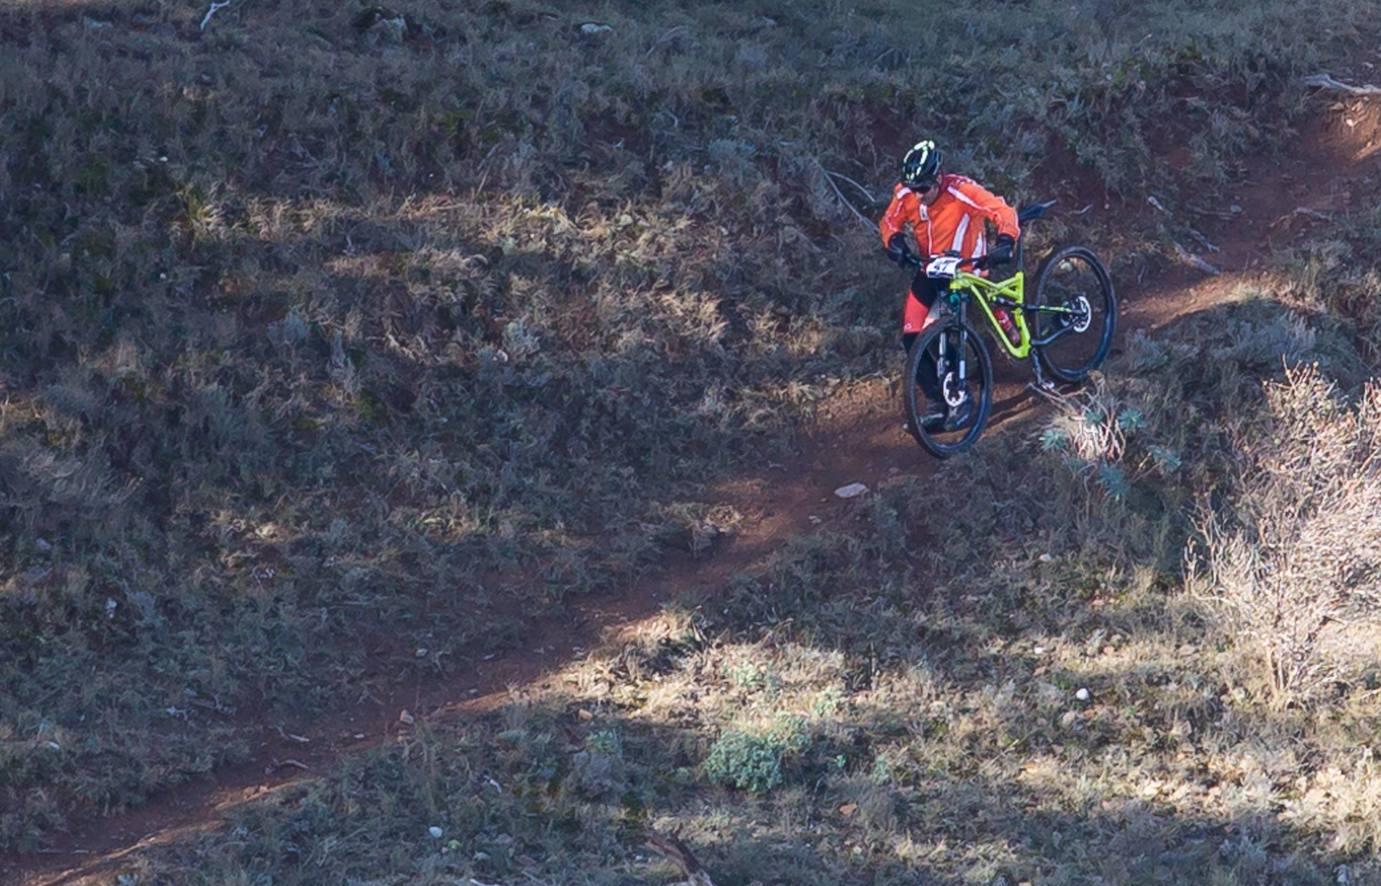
xmin=995 ymin=309 xmax=1020 ymax=346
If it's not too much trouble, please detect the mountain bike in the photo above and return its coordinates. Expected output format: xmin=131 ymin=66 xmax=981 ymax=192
xmin=900 ymin=200 xmax=1116 ymax=458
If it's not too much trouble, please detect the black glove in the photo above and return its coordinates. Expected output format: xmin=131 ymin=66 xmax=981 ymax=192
xmin=885 ymin=233 xmax=909 ymax=265
xmin=986 ymin=234 xmax=1016 ymax=266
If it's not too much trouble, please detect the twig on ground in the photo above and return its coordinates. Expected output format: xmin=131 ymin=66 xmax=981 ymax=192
xmin=1188 ymin=228 xmax=1221 ymax=253
xmin=646 ymin=831 xmax=719 ymax=886
xmin=200 ymin=0 xmax=241 ymax=31
xmin=1269 ymin=206 xmax=1333 ymax=229
xmin=872 ymin=46 xmax=899 ymax=67
xmin=1174 ymin=242 xmax=1220 ymax=276
xmin=1302 ymin=73 xmax=1381 ymax=97
xmin=816 ymin=161 xmax=874 ymax=231
xmin=1186 ymin=204 xmax=1238 ymax=220
xmin=1070 ymin=203 xmax=1094 ymax=216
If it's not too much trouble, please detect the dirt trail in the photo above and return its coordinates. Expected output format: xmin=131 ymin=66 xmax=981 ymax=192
xmin=9 ymin=98 xmax=1381 ymax=886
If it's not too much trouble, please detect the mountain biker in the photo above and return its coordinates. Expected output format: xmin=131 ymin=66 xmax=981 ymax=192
xmin=880 ymin=139 xmax=1020 ymax=431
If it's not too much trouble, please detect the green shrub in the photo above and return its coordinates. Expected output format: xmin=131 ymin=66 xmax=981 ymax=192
xmin=703 ymin=716 xmax=810 ymax=793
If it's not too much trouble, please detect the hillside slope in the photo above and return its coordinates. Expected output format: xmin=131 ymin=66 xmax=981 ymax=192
xmin=3 ymin=0 xmax=1381 ymax=883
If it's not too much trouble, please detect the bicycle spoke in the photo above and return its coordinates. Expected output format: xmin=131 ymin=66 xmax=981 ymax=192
xmin=1032 ymin=246 xmax=1115 ymax=382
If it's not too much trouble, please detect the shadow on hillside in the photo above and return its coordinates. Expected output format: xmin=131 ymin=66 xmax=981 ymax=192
xmin=92 ymin=661 xmax=1356 ymax=885
xmin=0 ymin=3 xmax=906 ymax=861
xmin=6 ymin=0 xmax=1380 ymax=871
xmin=18 ymin=293 xmax=1376 ymax=884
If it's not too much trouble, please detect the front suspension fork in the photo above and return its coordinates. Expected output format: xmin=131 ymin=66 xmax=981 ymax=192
xmin=936 ymin=326 xmax=969 ymax=407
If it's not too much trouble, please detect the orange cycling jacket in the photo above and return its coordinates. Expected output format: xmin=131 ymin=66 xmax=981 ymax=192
xmin=878 ymin=173 xmax=1020 ymax=264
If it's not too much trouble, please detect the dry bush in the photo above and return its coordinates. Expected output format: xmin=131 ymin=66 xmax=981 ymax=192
xmin=1282 ymin=203 xmax=1381 ymax=366
xmin=1193 ymin=365 xmax=1381 ymax=705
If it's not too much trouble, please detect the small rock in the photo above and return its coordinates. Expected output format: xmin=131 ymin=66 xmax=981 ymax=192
xmin=399 ymin=709 xmax=415 ymax=725
xmin=808 ymin=515 xmax=822 ymax=524
xmin=1076 ymin=688 xmax=1091 ymax=702
xmin=838 ymin=802 xmax=858 ymax=817
xmin=577 ymin=709 xmax=594 ymax=721
xmin=833 ymin=482 xmax=869 ymax=499
xmin=415 ymin=648 xmax=428 ymax=658
xmin=35 ymin=537 xmax=52 ymax=553
xmin=1038 ymin=553 xmax=1054 ymax=563
xmin=579 ymin=22 xmax=614 ymax=34
xmin=428 ymin=826 xmax=444 ymax=839
xmin=105 ymin=598 xmax=118 ymax=618
xmin=1060 ymin=710 xmax=1079 ymax=729
xmin=1033 ymin=645 xmax=1047 ymax=655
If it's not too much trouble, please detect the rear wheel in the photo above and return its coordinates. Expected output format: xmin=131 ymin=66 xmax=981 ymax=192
xmin=1030 ymin=245 xmax=1116 ymax=383
xmin=904 ymin=319 xmax=993 ymax=458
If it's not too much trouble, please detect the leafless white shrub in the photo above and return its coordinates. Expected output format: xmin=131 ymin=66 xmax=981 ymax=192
xmin=1193 ymin=364 xmax=1381 ymax=705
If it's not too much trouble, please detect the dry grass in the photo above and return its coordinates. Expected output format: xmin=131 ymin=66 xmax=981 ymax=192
xmin=93 ymin=292 xmax=1381 ymax=885
xmin=2 ymin=0 xmax=1380 ymax=866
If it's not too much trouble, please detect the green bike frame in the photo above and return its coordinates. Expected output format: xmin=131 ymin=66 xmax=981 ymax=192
xmin=946 ymin=270 xmax=1086 ymax=360
xmin=952 ymin=271 xmax=1032 ymax=359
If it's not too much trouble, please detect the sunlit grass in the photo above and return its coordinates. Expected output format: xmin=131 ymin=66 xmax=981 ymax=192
xmin=2 ymin=0 xmax=1380 ymax=861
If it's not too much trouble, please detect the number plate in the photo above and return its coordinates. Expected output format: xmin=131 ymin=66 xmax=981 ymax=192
xmin=925 ymin=255 xmax=962 ymax=280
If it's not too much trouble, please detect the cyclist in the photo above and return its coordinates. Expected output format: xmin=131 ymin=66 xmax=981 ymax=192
xmin=880 ymin=139 xmax=1020 ymax=430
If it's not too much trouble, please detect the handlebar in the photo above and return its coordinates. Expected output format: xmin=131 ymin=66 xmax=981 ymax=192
xmin=899 ymin=251 xmax=988 ymax=271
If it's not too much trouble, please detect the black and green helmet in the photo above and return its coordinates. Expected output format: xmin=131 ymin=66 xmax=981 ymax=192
xmin=900 ymin=140 xmax=942 ymax=190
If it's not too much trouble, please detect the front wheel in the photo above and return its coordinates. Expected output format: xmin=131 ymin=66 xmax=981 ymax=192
xmin=1030 ymin=245 xmax=1117 ymax=383
xmin=904 ymin=318 xmax=993 ymax=458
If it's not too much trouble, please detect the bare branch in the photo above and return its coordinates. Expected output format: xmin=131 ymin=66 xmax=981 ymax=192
xmin=821 ymin=168 xmax=876 ymax=203
xmin=645 ymin=26 xmax=689 ymax=57
xmin=816 ymin=161 xmax=874 ymax=231
xmin=646 ymin=831 xmax=719 ymax=886
xmin=1302 ymin=73 xmax=1381 ymax=97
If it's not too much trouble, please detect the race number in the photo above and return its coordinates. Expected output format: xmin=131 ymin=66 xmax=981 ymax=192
xmin=925 ymin=255 xmax=962 ymax=280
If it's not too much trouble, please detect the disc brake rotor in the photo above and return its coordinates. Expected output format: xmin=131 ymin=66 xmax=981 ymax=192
xmin=1070 ymin=294 xmax=1092 ymax=333
xmin=942 ymin=373 xmax=967 ymax=408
